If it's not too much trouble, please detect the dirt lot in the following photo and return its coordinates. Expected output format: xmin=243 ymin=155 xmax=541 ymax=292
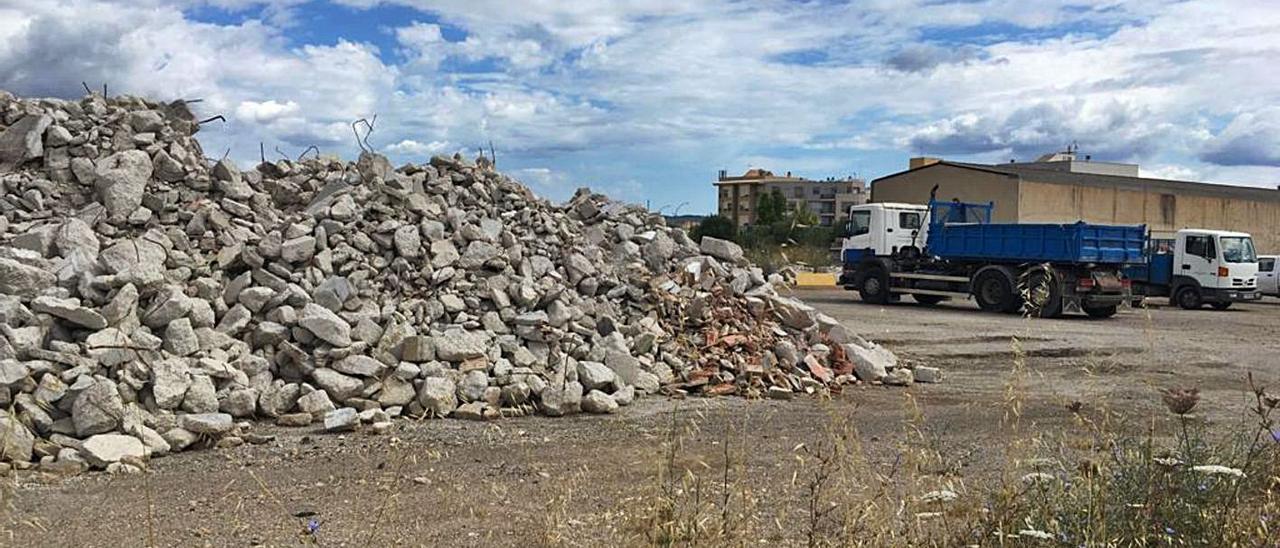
xmin=6 ymin=291 xmax=1279 ymax=546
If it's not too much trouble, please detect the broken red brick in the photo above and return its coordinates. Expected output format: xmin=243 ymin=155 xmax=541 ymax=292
xmin=705 ymin=383 xmax=738 ymax=396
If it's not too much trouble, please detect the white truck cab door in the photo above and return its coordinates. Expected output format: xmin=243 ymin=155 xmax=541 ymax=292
xmin=888 ymin=210 xmax=925 ymax=255
xmin=1176 ymin=233 xmax=1221 ymax=288
xmin=1260 ymin=258 xmax=1278 ymax=294
xmin=842 ymin=208 xmax=878 ymax=256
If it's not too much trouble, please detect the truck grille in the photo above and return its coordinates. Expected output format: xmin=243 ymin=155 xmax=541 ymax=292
xmin=1232 ymin=278 xmax=1257 ymax=287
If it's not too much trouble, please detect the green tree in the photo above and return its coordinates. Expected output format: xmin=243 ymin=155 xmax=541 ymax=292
xmin=770 ymin=189 xmax=787 ymax=222
xmin=691 ymin=215 xmax=737 ymax=243
xmin=755 ymin=189 xmax=787 ymax=224
xmin=791 ymin=201 xmax=819 ymax=227
xmin=755 ymin=192 xmax=776 ymax=225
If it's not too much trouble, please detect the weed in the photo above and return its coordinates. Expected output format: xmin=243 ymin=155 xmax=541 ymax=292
xmin=621 ymin=315 xmax=1280 ymax=547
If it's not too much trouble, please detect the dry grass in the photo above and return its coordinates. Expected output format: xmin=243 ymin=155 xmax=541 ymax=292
xmin=618 ymin=301 xmax=1280 ymax=547
xmin=744 ymin=245 xmax=836 ymax=273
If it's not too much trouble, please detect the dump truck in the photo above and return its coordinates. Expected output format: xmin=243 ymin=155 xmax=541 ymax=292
xmin=837 ymin=198 xmax=1143 ymax=318
xmin=1122 ymin=229 xmax=1261 ymax=309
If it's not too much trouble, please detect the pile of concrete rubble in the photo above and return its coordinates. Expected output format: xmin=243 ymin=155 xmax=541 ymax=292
xmin=0 ymin=90 xmax=933 ymax=473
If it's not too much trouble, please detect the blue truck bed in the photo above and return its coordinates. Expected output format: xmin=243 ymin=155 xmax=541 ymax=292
xmin=1122 ymin=254 xmax=1173 ymax=286
xmin=927 ymin=221 xmax=1147 ymax=264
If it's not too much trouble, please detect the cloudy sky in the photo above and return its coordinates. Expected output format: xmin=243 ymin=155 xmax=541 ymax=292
xmin=2 ymin=0 xmax=1278 ymax=212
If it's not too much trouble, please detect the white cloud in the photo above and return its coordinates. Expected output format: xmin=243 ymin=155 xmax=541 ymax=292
xmin=2 ymin=0 xmax=1279 ymax=208
xmin=1141 ymin=164 xmax=1201 ymax=181
xmin=508 ymin=166 xmax=575 ymax=199
xmin=235 ymin=99 xmax=300 ymax=123
xmin=385 ymin=138 xmax=451 ymax=156
xmin=395 ymin=20 xmax=446 ymax=69
xmin=1200 ymin=108 xmax=1280 ymax=167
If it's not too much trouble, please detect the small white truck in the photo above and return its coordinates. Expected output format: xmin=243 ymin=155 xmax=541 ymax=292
xmin=1124 ymin=229 xmax=1262 ymax=309
xmin=1259 ymin=255 xmax=1279 ymax=297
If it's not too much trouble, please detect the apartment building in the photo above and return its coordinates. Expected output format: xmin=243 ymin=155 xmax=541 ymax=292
xmin=714 ymin=168 xmax=867 ymax=227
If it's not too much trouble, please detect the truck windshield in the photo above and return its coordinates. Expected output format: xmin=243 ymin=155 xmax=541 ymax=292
xmin=1220 ymin=236 xmax=1257 ymax=263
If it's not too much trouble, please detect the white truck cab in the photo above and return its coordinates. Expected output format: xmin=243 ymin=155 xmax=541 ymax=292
xmin=1161 ymin=229 xmax=1260 ymax=308
xmin=841 ymin=203 xmax=929 ymax=260
xmin=1259 ymin=255 xmax=1279 ymax=296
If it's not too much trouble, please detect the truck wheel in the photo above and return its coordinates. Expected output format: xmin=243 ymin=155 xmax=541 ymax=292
xmin=1083 ymin=305 xmax=1118 ymax=319
xmin=973 ymin=270 xmax=1016 ymax=313
xmin=1022 ymin=269 xmax=1063 ymax=318
xmin=913 ymin=294 xmax=946 ymax=306
xmin=1211 ymin=302 xmax=1232 ymax=310
xmin=859 ymin=268 xmax=890 ymax=304
xmin=1175 ymin=286 xmax=1203 ymax=310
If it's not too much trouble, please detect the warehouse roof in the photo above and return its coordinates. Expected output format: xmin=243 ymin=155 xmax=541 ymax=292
xmin=874 ymin=161 xmax=1280 ymax=202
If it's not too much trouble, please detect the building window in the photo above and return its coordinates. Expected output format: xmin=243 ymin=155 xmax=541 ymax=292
xmin=793 ymin=188 xmax=803 ymax=198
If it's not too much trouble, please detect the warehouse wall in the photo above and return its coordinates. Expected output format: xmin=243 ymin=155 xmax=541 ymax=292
xmin=871 ymin=164 xmax=1021 ymax=222
xmin=1018 ymin=181 xmax=1280 ymax=252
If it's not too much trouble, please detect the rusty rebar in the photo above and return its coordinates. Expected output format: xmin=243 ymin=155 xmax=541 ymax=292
xmin=297 ymin=145 xmax=320 ymax=162
xmin=351 ymin=115 xmax=377 ymax=153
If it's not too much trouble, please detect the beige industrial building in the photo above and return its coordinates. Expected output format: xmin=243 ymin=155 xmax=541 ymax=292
xmin=715 ymin=168 xmax=867 ymax=227
xmin=871 ymin=152 xmax=1280 ymax=252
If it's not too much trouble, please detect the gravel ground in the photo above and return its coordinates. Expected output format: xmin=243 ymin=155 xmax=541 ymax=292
xmin=6 ymin=291 xmax=1278 ymax=546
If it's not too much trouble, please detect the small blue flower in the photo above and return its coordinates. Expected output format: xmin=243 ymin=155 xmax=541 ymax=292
xmin=306 ymin=518 xmax=320 ymax=535
xmin=1165 ymin=526 xmax=1176 ymax=535
xmin=1198 ymin=483 xmax=1209 ymax=492
xmin=1271 ymin=430 xmax=1280 ymax=443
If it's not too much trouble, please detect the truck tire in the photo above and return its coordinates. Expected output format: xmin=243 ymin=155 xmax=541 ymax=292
xmin=1083 ymin=305 xmax=1118 ymax=319
xmin=973 ymin=269 xmax=1017 ymax=313
xmin=1174 ymin=286 xmax=1203 ymax=310
xmin=858 ymin=267 xmax=891 ymax=305
xmin=913 ymin=294 xmax=946 ymax=306
xmin=1022 ymin=268 xmax=1063 ymax=318
xmin=1211 ymin=302 xmax=1232 ymax=310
